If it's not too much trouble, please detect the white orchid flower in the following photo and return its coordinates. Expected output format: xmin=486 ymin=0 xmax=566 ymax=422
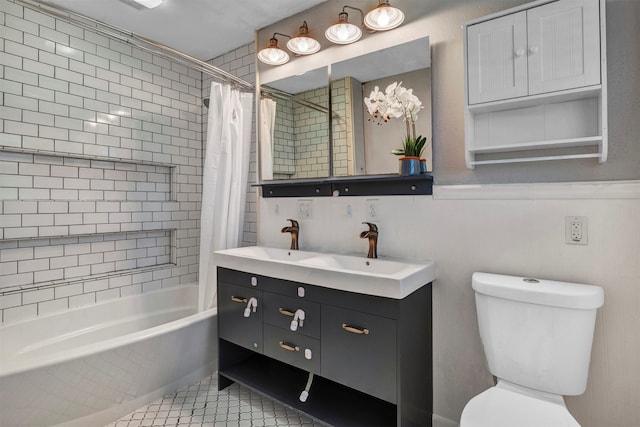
xmin=364 ymin=81 xmax=422 ymax=127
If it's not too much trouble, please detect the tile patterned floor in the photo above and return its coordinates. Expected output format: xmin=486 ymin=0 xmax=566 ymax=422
xmin=106 ymin=373 xmax=324 ymax=427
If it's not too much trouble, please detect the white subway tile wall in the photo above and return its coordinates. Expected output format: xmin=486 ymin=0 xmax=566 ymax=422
xmin=293 ymin=87 xmax=330 ymax=179
xmin=331 ymin=77 xmax=355 ymax=176
xmin=273 ymin=97 xmax=296 ymax=178
xmin=0 ymin=230 xmax=172 ymax=287
xmin=0 ymin=0 xmax=258 ymax=322
xmin=269 ymin=86 xmax=330 ymax=179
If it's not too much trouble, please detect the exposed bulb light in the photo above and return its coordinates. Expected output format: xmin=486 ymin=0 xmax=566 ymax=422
xmin=132 ymin=0 xmax=164 ymax=8
xmin=287 ymin=21 xmax=321 ymax=55
xmin=258 ymin=34 xmax=290 ymax=65
xmin=325 ymin=9 xmax=363 ymax=44
xmin=364 ymin=0 xmax=404 ymax=31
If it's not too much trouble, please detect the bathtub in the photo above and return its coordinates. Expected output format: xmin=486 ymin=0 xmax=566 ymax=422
xmin=0 ymin=284 xmax=218 ymax=427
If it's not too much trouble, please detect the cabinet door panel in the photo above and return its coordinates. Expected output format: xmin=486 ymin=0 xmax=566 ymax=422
xmin=321 ymin=305 xmax=397 ymax=403
xmin=218 ymin=282 xmax=263 ymax=352
xmin=527 ymin=0 xmax=600 ymax=94
xmin=467 ymin=11 xmax=528 ymax=104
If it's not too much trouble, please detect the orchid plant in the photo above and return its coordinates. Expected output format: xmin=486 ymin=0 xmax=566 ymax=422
xmin=364 ymin=81 xmax=428 ymax=157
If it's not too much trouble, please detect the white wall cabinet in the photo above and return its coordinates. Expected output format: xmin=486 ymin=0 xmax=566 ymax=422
xmin=464 ymin=0 xmax=607 ymax=168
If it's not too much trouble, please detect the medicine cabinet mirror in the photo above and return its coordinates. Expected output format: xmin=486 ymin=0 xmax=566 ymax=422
xmin=259 ymin=36 xmax=431 ymax=182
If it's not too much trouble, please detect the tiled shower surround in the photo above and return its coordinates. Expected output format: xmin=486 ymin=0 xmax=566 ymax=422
xmin=269 ymin=77 xmax=359 ymax=179
xmin=0 ymin=0 xmax=257 ymax=322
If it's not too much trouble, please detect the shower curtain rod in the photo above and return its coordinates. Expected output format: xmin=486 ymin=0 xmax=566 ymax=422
xmin=260 ymin=87 xmax=330 ymax=115
xmin=14 ymin=0 xmax=255 ymax=92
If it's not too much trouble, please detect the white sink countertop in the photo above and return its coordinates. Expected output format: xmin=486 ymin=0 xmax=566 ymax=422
xmin=212 ymin=246 xmax=437 ymax=299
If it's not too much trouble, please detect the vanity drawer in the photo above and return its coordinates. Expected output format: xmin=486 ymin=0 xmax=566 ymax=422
xmin=263 ymin=292 xmax=321 ymax=339
xmin=321 ymin=305 xmax=397 ymax=404
xmin=264 ymin=324 xmax=320 ymax=374
xmin=218 ymin=282 xmax=263 ymax=352
xmin=218 ymin=267 xmax=261 ymax=289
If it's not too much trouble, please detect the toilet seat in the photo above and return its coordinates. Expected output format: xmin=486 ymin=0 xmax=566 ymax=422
xmin=460 ymin=384 xmax=581 ymax=427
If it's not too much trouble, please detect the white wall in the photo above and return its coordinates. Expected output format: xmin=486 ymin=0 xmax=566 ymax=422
xmin=258 ymin=184 xmax=640 ymax=427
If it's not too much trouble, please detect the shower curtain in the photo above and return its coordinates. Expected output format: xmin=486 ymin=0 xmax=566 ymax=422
xmin=198 ymin=82 xmax=253 ymax=311
xmin=260 ymin=98 xmax=277 ymax=180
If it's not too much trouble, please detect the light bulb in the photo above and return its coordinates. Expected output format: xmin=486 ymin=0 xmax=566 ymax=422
xmin=377 ymin=8 xmax=390 ymax=27
xmin=268 ymin=49 xmax=280 ymax=62
xmin=364 ymin=2 xmax=404 ymax=31
xmin=337 ymin=24 xmax=349 ymax=41
xmin=297 ymin=38 xmax=309 ymax=52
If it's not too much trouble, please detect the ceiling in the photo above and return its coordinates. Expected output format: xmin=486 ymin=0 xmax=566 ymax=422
xmin=42 ymin=0 xmax=327 ymax=61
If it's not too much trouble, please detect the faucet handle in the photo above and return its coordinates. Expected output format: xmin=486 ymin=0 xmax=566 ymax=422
xmin=286 ymin=218 xmax=299 ymax=227
xmin=362 ymin=222 xmax=378 ymax=232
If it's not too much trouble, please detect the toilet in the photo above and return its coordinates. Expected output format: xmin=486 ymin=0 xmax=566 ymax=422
xmin=460 ymin=272 xmax=604 ymax=427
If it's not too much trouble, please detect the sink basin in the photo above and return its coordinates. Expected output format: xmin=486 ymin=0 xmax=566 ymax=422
xmin=300 ymin=254 xmax=425 ymax=277
xmin=216 ymin=246 xmax=316 ymax=262
xmin=213 ymin=246 xmax=436 ymax=299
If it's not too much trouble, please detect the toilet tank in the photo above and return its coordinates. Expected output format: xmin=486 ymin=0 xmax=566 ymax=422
xmin=472 ymin=272 xmax=604 ymax=396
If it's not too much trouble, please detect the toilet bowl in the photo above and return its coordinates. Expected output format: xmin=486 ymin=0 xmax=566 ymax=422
xmin=461 ymin=380 xmax=580 ymax=427
xmin=460 ymin=272 xmax=603 ymax=427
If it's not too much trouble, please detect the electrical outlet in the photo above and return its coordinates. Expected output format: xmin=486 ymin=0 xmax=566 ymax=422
xmin=345 ymin=204 xmax=352 ymax=218
xmin=565 ymin=216 xmax=588 ymax=245
xmin=365 ymin=199 xmax=379 ymax=219
xmin=297 ymin=200 xmax=312 ymax=219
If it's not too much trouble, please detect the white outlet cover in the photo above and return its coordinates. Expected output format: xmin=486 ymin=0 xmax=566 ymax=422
xmin=565 ymin=216 xmax=588 ymax=245
xmin=365 ymin=199 xmax=379 ymax=219
xmin=297 ymin=200 xmax=312 ymax=219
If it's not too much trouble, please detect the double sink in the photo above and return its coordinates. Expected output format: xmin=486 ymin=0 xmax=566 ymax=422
xmin=212 ymin=246 xmax=437 ymax=299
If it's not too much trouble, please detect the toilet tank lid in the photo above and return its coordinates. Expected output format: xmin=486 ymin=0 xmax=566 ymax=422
xmin=472 ymin=272 xmax=604 ymax=309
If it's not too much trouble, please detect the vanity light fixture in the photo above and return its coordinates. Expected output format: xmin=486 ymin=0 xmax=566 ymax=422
xmin=287 ymin=21 xmax=321 ymax=55
xmin=325 ymin=6 xmax=364 ymax=44
xmin=131 ymin=0 xmax=164 ymax=8
xmin=364 ymin=0 xmax=405 ymax=31
xmin=258 ymin=33 xmax=291 ymax=65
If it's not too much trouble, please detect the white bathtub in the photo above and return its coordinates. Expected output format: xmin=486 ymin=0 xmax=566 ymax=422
xmin=0 ymin=284 xmax=218 ymax=427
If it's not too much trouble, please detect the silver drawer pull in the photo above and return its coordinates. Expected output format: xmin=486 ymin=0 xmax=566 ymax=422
xmin=279 ymin=341 xmax=300 ymax=352
xmin=278 ymin=307 xmax=295 ymax=317
xmin=231 ymin=296 xmax=248 ymax=304
xmin=342 ymin=323 xmax=369 ymax=335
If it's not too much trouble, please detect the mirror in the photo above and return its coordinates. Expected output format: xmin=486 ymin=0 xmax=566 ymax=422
xmin=259 ymin=36 xmax=431 ymax=181
xmin=331 ymin=36 xmax=431 ymax=176
xmin=260 ymin=67 xmax=330 ymax=180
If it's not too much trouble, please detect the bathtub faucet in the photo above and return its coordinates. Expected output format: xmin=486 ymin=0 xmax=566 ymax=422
xmin=281 ymin=219 xmax=300 ymax=250
xmin=360 ymin=222 xmax=378 ymax=259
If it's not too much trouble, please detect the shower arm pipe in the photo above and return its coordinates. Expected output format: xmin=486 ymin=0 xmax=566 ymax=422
xmin=260 ymin=87 xmax=330 ymax=115
xmin=14 ymin=0 xmax=254 ymax=91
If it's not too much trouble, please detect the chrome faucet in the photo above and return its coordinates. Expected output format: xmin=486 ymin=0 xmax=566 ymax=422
xmin=281 ymin=219 xmax=300 ymax=250
xmin=360 ymin=222 xmax=378 ymax=259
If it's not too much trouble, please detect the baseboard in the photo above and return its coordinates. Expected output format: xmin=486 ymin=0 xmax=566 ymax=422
xmin=433 ymin=413 xmax=459 ymax=427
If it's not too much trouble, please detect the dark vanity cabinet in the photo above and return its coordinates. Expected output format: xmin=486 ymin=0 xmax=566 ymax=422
xmin=217 ymin=267 xmax=433 ymax=427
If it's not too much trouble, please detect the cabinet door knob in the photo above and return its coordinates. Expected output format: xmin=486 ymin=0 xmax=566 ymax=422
xmin=528 ymin=46 xmax=539 ymax=54
xmin=341 ymin=323 xmax=370 ymax=335
xmin=279 ymin=341 xmax=300 ymax=352
xmin=231 ymin=296 xmax=248 ymax=304
xmin=515 ymin=48 xmax=525 ymax=57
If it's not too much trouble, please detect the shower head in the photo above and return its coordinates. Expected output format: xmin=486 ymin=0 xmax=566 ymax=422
xmin=203 ymin=98 xmax=209 ymax=109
